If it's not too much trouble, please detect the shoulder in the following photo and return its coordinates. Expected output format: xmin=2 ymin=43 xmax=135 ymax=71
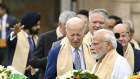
xmin=115 ymin=55 xmax=129 ymax=65
xmin=7 ymin=15 xmax=17 ymax=21
xmin=48 ymin=45 xmax=62 ymax=57
xmin=39 ymin=30 xmax=56 ymax=39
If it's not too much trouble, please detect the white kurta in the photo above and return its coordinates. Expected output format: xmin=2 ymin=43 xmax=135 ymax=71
xmin=91 ymin=55 xmax=132 ymax=79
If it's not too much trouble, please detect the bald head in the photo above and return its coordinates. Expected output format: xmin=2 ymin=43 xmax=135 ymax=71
xmin=113 ymin=24 xmax=130 ymax=50
xmin=66 ymin=17 xmax=85 ymax=32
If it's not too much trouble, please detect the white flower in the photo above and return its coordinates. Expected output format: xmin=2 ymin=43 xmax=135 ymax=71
xmin=0 ymin=72 xmax=7 ymax=79
xmin=57 ymin=71 xmax=73 ymax=79
xmin=6 ymin=66 xmax=15 ymax=72
xmin=81 ymin=70 xmax=90 ymax=73
xmin=0 ymin=65 xmax=4 ymax=71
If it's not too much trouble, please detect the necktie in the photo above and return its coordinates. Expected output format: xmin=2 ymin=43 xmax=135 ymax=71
xmin=27 ymin=36 xmax=34 ymax=63
xmin=94 ymin=59 xmax=102 ymax=73
xmin=74 ymin=49 xmax=81 ymax=70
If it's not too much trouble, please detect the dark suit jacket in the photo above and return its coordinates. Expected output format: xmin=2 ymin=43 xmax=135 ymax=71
xmin=0 ymin=15 xmax=17 ymax=66
xmin=130 ymin=42 xmax=140 ymax=73
xmin=6 ymin=15 xmax=17 ymax=40
xmin=31 ymin=30 xmax=57 ymax=79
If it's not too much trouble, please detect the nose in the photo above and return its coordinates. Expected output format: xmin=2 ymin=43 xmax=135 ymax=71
xmin=73 ymin=36 xmax=78 ymax=41
xmin=90 ymin=44 xmax=95 ymax=50
xmin=95 ymin=23 xmax=100 ymax=28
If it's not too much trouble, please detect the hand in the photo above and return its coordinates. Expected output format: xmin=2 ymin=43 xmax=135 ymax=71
xmin=10 ymin=23 xmax=24 ymax=37
xmin=26 ymin=65 xmax=33 ymax=71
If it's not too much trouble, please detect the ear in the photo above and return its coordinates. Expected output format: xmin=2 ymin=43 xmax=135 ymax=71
xmin=106 ymin=41 xmax=112 ymax=49
xmin=58 ymin=22 xmax=62 ymax=26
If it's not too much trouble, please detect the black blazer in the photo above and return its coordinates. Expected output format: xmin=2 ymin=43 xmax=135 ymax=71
xmin=31 ymin=30 xmax=57 ymax=79
xmin=6 ymin=15 xmax=17 ymax=40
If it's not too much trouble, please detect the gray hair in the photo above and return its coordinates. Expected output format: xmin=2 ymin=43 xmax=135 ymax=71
xmin=123 ymin=19 xmax=134 ymax=32
xmin=65 ymin=17 xmax=85 ymax=32
xmin=89 ymin=9 xmax=108 ymax=23
xmin=59 ymin=11 xmax=76 ymax=27
xmin=94 ymin=29 xmax=117 ymax=49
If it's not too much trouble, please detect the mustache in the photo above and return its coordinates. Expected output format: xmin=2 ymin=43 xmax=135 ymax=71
xmin=91 ymin=50 xmax=96 ymax=54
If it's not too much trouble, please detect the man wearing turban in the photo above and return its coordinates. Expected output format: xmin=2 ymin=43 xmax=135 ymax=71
xmin=7 ymin=11 xmax=40 ymax=79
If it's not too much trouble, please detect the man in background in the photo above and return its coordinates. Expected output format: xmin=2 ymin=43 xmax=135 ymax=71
xmin=0 ymin=2 xmax=17 ymax=66
xmin=31 ymin=11 xmax=76 ymax=79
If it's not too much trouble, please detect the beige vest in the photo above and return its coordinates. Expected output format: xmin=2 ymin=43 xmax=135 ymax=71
xmin=57 ymin=37 xmax=96 ymax=76
xmin=12 ymin=30 xmax=38 ymax=73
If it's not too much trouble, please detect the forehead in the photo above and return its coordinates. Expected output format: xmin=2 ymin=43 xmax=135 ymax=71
xmin=114 ymin=25 xmax=127 ymax=33
xmin=90 ymin=13 xmax=106 ymax=21
xmin=93 ymin=33 xmax=103 ymax=42
xmin=67 ymin=23 xmax=83 ymax=32
xmin=108 ymin=19 xmax=116 ymax=24
xmin=77 ymin=14 xmax=88 ymax=22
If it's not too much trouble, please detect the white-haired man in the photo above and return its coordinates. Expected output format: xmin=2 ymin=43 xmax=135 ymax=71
xmin=91 ymin=29 xmax=132 ymax=79
xmin=45 ymin=17 xmax=95 ymax=79
xmin=31 ymin=11 xmax=76 ymax=79
xmin=83 ymin=9 xmax=123 ymax=56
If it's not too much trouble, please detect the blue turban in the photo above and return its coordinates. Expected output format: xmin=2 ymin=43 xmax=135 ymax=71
xmin=21 ymin=11 xmax=40 ymax=29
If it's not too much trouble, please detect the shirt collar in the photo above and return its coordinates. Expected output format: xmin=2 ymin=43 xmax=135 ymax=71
xmin=1 ymin=13 xmax=8 ymax=20
xmin=71 ymin=45 xmax=82 ymax=53
xmin=23 ymin=30 xmax=32 ymax=38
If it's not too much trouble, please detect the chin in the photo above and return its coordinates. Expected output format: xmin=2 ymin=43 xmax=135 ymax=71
xmin=92 ymin=53 xmax=102 ymax=59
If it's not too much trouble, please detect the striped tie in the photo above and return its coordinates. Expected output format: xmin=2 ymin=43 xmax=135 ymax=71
xmin=74 ymin=49 xmax=81 ymax=70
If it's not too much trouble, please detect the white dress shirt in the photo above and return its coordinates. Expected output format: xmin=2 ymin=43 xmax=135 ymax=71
xmin=1 ymin=13 xmax=8 ymax=39
xmin=91 ymin=55 xmax=132 ymax=79
xmin=71 ymin=45 xmax=86 ymax=70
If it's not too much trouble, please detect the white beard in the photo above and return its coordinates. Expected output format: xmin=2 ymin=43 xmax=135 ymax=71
xmin=91 ymin=46 xmax=106 ymax=59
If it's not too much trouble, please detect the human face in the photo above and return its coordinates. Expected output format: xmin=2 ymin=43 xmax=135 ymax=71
xmin=77 ymin=14 xmax=89 ymax=34
xmin=107 ymin=19 xmax=116 ymax=30
xmin=114 ymin=25 xmax=130 ymax=48
xmin=0 ymin=7 xmax=6 ymax=17
xmin=66 ymin=23 xmax=84 ymax=48
xmin=90 ymin=35 xmax=107 ymax=59
xmin=31 ymin=21 xmax=40 ymax=34
xmin=89 ymin=13 xmax=106 ymax=35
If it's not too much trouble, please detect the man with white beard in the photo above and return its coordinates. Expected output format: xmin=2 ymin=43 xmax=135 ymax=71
xmin=90 ymin=29 xmax=132 ymax=79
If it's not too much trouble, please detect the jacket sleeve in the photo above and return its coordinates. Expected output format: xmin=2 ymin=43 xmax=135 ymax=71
xmin=31 ymin=35 xmax=47 ymax=68
xmin=45 ymin=45 xmax=61 ymax=79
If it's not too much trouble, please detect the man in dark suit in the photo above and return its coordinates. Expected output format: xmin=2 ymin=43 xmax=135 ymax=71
xmin=31 ymin=11 xmax=76 ymax=79
xmin=0 ymin=3 xmax=17 ymax=66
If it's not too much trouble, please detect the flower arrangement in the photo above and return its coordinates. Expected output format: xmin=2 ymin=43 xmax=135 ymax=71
xmin=56 ymin=70 xmax=99 ymax=79
xmin=0 ymin=65 xmax=28 ymax=79
xmin=128 ymin=71 xmax=140 ymax=79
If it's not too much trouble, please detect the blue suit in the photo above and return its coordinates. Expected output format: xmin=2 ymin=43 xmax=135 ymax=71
xmin=45 ymin=45 xmax=61 ymax=79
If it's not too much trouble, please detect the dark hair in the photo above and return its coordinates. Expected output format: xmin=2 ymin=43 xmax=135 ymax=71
xmin=21 ymin=11 xmax=40 ymax=30
xmin=0 ymin=3 xmax=10 ymax=14
xmin=77 ymin=9 xmax=89 ymax=18
xmin=109 ymin=15 xmax=122 ymax=25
